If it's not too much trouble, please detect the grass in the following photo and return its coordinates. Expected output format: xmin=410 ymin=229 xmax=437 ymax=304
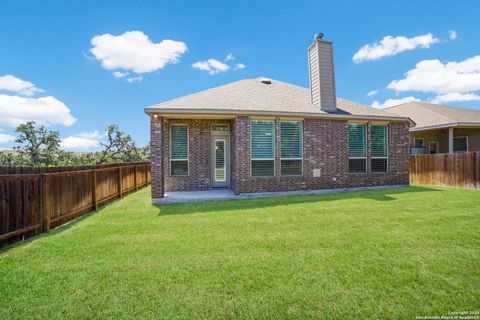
xmin=0 ymin=186 xmax=479 ymax=319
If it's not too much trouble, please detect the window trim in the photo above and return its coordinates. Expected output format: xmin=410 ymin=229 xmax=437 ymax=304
xmin=280 ymin=120 xmax=303 ymax=177
xmin=348 ymin=123 xmax=367 ymax=174
xmin=413 ymin=137 xmax=425 ymax=148
xmin=250 ymin=119 xmax=275 ymax=177
xmin=370 ymin=124 xmax=388 ymax=173
xmin=453 ymin=136 xmax=469 ymax=153
xmin=170 ymin=123 xmax=189 ymax=176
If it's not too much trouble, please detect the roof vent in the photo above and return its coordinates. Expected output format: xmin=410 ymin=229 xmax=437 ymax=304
xmin=260 ymin=78 xmax=272 ymax=84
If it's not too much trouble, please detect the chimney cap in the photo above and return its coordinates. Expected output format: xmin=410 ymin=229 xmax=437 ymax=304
xmin=315 ymin=33 xmax=325 ymax=41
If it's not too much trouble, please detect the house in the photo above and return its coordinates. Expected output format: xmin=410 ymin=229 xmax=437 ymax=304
xmin=386 ymin=102 xmax=480 ymax=154
xmin=145 ymin=34 xmax=412 ymax=201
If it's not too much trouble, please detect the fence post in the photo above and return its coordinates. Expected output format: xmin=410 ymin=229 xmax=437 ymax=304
xmin=42 ymin=174 xmax=51 ymax=232
xmin=118 ymin=166 xmax=123 ymax=198
xmin=474 ymin=152 xmax=479 ymax=190
xmin=134 ymin=165 xmax=138 ymax=191
xmin=92 ymin=170 xmax=97 ymax=211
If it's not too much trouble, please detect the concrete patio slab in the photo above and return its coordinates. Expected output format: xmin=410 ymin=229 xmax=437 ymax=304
xmin=152 ymin=184 xmax=409 ymax=204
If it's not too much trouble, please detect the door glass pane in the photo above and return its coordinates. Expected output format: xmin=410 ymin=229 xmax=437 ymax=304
xmin=215 ymin=140 xmax=226 ymax=182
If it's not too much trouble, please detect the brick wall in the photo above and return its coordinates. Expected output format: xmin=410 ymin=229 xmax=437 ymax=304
xmin=163 ymin=119 xmax=234 ymax=192
xmin=150 ymin=116 xmax=164 ymax=198
xmin=150 ymin=116 xmax=410 ymax=197
xmin=232 ymin=117 xmax=410 ymax=194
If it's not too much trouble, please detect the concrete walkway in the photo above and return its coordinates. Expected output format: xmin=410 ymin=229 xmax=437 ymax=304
xmin=153 ymin=184 xmax=408 ymax=204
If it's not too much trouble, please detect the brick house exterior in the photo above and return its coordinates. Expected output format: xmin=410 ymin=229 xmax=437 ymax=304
xmin=146 ymin=34 xmax=412 ymax=202
xmin=149 ymin=116 xmax=410 ymax=198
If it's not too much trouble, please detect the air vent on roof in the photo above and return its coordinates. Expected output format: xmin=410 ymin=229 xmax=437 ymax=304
xmin=260 ymin=78 xmax=272 ymax=84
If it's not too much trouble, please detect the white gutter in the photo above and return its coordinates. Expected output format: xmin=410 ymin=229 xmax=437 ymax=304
xmin=144 ymin=107 xmax=414 ymax=125
xmin=409 ymin=122 xmax=480 ymax=131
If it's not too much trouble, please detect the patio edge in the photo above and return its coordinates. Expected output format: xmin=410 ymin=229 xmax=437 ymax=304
xmin=152 ymin=184 xmax=410 ymax=204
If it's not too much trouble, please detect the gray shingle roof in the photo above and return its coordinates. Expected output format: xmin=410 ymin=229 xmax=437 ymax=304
xmin=145 ymin=77 xmax=410 ymax=122
xmin=386 ymin=101 xmax=480 ymax=130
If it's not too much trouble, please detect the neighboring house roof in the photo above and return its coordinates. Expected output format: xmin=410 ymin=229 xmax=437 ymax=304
xmin=145 ymin=78 xmax=411 ymax=123
xmin=386 ymin=101 xmax=480 ymax=131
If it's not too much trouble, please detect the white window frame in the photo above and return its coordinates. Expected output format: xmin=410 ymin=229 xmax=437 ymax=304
xmin=280 ymin=121 xmax=303 ymax=176
xmin=453 ymin=136 xmax=469 ymax=153
xmin=348 ymin=123 xmax=367 ymax=174
xmin=413 ymin=138 xmax=424 ymax=148
xmin=370 ymin=124 xmax=388 ymax=173
xmin=250 ymin=119 xmax=275 ymax=177
xmin=170 ymin=123 xmax=189 ymax=176
xmin=428 ymin=141 xmax=439 ymax=154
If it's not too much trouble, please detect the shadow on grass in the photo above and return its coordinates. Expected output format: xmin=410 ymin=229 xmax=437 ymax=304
xmin=156 ymin=185 xmax=440 ymax=216
xmin=0 ymin=194 xmax=123 ymax=254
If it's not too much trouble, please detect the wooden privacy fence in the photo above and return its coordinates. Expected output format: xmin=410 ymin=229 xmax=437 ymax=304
xmin=410 ymin=152 xmax=480 ymax=189
xmin=0 ymin=162 xmax=151 ymax=246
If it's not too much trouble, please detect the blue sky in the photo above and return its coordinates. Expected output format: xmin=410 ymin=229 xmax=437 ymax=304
xmin=0 ymin=0 xmax=479 ymax=150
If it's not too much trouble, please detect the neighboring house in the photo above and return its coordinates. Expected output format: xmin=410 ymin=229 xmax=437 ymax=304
xmin=387 ymin=102 xmax=480 ymax=154
xmin=145 ymin=34 xmax=412 ymax=201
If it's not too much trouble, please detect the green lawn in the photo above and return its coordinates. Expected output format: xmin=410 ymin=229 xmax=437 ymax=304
xmin=1 ymin=186 xmax=479 ymax=319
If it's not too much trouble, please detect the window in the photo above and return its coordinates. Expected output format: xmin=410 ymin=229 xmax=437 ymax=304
xmin=280 ymin=121 xmax=303 ymax=176
xmin=453 ymin=136 xmax=468 ymax=152
xmin=348 ymin=123 xmax=366 ymax=173
xmin=212 ymin=124 xmax=229 ymax=132
xmin=413 ymin=138 xmax=424 ymax=148
xmin=170 ymin=124 xmax=188 ymax=176
xmin=251 ymin=120 xmax=275 ymax=176
xmin=371 ymin=125 xmax=388 ymax=172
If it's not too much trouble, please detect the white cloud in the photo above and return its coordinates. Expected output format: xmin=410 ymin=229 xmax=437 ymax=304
xmin=225 ymin=53 xmax=235 ymax=61
xmin=126 ymin=75 xmax=143 ymax=83
xmin=113 ymin=71 xmax=127 ymax=78
xmin=366 ymin=90 xmax=378 ymax=97
xmin=192 ymin=59 xmax=230 ymax=75
xmin=0 ymin=133 xmax=15 ymax=144
xmin=431 ymin=92 xmax=480 ymax=104
xmin=448 ymin=30 xmax=457 ymax=40
xmin=353 ymin=33 xmax=440 ymax=63
xmin=90 ymin=30 xmax=187 ymax=74
xmin=0 ymin=75 xmax=44 ymax=97
xmin=234 ymin=63 xmax=246 ymax=70
xmin=371 ymin=96 xmax=420 ymax=109
xmin=388 ymin=55 xmax=480 ymax=94
xmin=0 ymin=94 xmax=76 ymax=127
xmin=60 ymin=131 xmax=104 ymax=151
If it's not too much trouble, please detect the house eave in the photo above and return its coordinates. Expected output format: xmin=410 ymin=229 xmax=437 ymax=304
xmin=410 ymin=122 xmax=480 ymax=131
xmin=144 ymin=107 xmax=414 ymax=125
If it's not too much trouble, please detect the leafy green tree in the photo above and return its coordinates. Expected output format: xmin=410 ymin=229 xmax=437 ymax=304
xmin=14 ymin=121 xmax=61 ymax=166
xmin=97 ymin=124 xmax=136 ymax=164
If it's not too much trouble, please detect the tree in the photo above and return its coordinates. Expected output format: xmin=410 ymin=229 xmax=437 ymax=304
xmin=14 ymin=121 xmax=61 ymax=166
xmin=97 ymin=124 xmax=135 ymax=164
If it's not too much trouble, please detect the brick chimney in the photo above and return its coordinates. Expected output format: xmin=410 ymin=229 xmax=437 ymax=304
xmin=308 ymin=33 xmax=337 ymax=112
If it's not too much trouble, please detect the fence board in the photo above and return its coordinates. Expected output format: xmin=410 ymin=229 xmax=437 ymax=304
xmin=0 ymin=162 xmax=150 ymax=246
xmin=410 ymin=152 xmax=479 ymax=189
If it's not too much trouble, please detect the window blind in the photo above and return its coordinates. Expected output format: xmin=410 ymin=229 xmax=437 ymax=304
xmin=170 ymin=124 xmax=188 ymax=176
xmin=348 ymin=124 xmax=366 ymax=173
xmin=281 ymin=121 xmax=302 ymax=176
xmin=251 ymin=120 xmax=275 ymax=176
